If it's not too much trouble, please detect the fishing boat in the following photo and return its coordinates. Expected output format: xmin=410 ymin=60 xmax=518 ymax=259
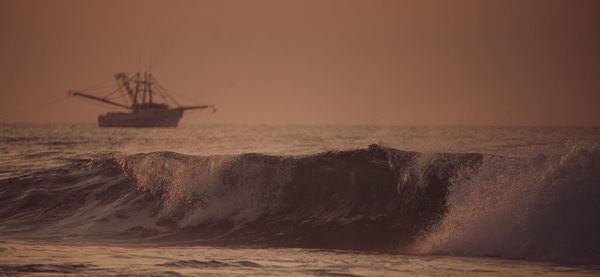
xmin=68 ymin=72 xmax=216 ymax=127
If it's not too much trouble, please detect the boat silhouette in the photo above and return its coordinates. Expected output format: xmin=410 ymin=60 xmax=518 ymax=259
xmin=69 ymin=72 xmax=215 ymax=127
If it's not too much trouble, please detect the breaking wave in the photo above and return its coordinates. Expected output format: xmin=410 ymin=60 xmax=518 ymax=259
xmin=415 ymin=145 xmax=600 ymax=264
xmin=1 ymin=144 xmax=599 ymax=264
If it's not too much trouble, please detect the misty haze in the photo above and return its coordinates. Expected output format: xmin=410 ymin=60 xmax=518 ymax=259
xmin=1 ymin=0 xmax=599 ymax=276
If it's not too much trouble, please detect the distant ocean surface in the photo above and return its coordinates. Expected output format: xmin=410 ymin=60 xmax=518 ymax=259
xmin=1 ymin=124 xmax=600 ymax=276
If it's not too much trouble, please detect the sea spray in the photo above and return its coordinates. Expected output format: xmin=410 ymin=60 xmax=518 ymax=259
xmin=9 ymin=145 xmax=600 ymax=264
xmin=419 ymin=146 xmax=600 ymax=263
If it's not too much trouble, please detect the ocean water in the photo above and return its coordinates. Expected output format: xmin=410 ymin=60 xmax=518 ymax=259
xmin=1 ymin=123 xmax=600 ymax=276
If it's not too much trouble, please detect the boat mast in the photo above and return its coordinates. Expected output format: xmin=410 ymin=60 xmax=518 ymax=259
xmin=143 ymin=72 xmax=149 ymax=105
xmin=115 ymin=73 xmax=136 ymax=107
xmin=68 ymin=71 xmax=217 ymax=114
xmin=133 ymin=72 xmax=140 ymax=108
xmin=148 ymin=73 xmax=153 ymax=105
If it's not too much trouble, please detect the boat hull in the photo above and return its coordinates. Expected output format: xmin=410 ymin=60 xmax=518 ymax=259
xmin=98 ymin=109 xmax=184 ymax=128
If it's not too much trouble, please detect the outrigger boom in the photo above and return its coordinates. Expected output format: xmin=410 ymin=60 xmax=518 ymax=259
xmin=68 ymin=90 xmax=132 ymax=110
xmin=68 ymin=72 xmax=216 ymax=127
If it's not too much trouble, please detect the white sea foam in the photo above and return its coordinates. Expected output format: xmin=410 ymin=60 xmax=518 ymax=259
xmin=418 ymin=146 xmax=600 ymax=263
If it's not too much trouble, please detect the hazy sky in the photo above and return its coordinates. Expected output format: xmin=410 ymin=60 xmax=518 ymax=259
xmin=1 ymin=0 xmax=599 ymax=126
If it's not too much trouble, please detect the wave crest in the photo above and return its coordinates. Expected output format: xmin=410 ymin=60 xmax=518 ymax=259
xmin=4 ymin=144 xmax=599 ymax=263
xmin=418 ymin=146 xmax=600 ymax=263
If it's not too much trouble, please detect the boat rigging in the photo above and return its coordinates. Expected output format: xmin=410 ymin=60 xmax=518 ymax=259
xmin=68 ymin=72 xmax=216 ymax=127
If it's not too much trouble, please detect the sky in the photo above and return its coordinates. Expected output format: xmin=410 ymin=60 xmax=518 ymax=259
xmin=1 ymin=0 xmax=599 ymax=126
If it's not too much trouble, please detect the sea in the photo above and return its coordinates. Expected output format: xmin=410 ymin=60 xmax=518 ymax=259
xmin=1 ymin=123 xmax=599 ymax=276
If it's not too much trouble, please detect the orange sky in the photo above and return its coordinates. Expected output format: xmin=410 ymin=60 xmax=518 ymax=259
xmin=1 ymin=0 xmax=599 ymax=126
